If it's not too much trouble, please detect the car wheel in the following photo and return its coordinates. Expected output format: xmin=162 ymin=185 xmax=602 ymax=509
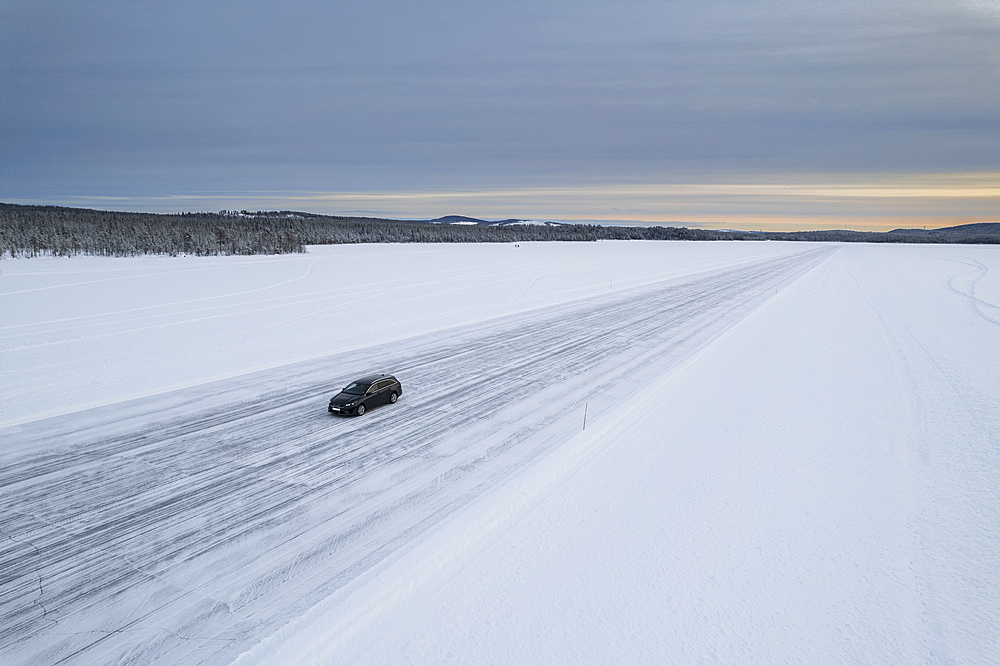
xmin=389 ymin=392 xmax=398 ymax=404
xmin=356 ymin=404 xmax=366 ymax=416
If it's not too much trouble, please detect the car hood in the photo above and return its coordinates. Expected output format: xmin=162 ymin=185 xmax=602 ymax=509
xmin=329 ymin=392 xmax=362 ymax=407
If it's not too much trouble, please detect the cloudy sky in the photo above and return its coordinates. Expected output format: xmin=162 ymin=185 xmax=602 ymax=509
xmin=2 ymin=0 xmax=998 ymax=230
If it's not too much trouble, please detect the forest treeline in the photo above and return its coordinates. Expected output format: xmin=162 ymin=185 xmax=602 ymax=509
xmin=2 ymin=203 xmax=997 ymax=258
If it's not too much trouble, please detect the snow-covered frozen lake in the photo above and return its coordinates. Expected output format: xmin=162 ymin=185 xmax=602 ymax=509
xmin=1 ymin=241 xmax=998 ymax=664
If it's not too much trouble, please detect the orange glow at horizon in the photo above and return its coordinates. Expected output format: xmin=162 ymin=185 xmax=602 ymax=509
xmin=59 ymin=172 xmax=1000 ymax=233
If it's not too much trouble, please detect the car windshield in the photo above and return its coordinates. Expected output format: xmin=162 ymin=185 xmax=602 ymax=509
xmin=342 ymin=382 xmax=368 ymax=395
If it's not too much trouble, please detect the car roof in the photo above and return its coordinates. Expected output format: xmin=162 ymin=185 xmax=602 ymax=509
xmin=354 ymin=373 xmax=394 ymax=384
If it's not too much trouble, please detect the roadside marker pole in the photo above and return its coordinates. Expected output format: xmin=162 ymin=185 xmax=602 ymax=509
xmin=583 ymin=402 xmax=588 ymax=431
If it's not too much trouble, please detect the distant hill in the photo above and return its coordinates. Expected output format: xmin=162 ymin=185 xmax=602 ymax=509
xmin=427 ymin=215 xmax=568 ymax=227
xmin=427 ymin=215 xmax=489 ymax=225
xmin=889 ymin=222 xmax=1000 ymax=237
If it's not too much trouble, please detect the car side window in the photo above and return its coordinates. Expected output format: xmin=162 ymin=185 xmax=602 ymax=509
xmin=374 ymin=380 xmax=388 ymax=391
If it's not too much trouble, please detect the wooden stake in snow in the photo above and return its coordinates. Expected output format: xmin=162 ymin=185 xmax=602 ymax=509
xmin=583 ymin=402 xmax=588 ymax=430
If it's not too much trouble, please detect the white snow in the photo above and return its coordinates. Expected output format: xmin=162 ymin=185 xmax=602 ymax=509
xmin=501 ymin=219 xmax=559 ymax=226
xmin=0 ymin=241 xmax=802 ymax=427
xmin=2 ymin=241 xmax=998 ymax=665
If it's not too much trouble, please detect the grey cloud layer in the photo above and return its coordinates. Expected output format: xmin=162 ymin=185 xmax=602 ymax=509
xmin=2 ymin=0 xmax=998 ymax=201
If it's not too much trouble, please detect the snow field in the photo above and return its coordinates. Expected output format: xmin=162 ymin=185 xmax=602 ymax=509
xmin=0 ymin=242 xmax=826 ymax=664
xmin=2 ymin=241 xmax=997 ymax=664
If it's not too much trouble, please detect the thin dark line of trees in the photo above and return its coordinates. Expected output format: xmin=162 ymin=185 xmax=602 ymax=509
xmin=2 ymin=203 xmax=997 ymax=259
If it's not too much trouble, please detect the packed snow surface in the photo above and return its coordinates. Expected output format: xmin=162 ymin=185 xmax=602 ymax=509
xmin=1 ymin=241 xmax=997 ymax=664
xmin=0 ymin=241 xmax=804 ymax=427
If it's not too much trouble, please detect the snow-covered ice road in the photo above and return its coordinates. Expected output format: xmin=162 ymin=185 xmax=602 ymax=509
xmin=0 ymin=247 xmax=832 ymax=664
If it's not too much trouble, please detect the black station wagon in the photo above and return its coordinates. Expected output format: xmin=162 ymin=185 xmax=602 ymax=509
xmin=328 ymin=374 xmax=402 ymax=416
